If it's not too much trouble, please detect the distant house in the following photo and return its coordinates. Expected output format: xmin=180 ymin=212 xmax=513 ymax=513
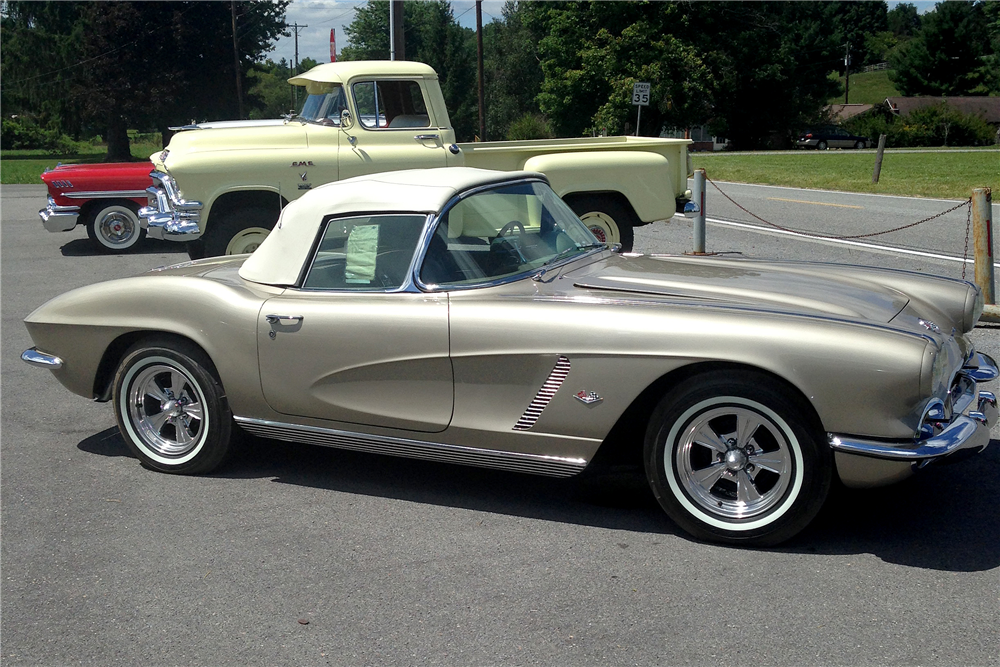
xmin=825 ymin=104 xmax=874 ymax=123
xmin=884 ymin=97 xmax=1000 ymax=125
xmin=661 ymin=126 xmax=729 ymax=151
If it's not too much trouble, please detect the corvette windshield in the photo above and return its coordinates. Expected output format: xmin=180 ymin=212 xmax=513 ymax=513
xmin=419 ymin=181 xmax=603 ymax=287
xmin=295 ymin=82 xmax=347 ymax=125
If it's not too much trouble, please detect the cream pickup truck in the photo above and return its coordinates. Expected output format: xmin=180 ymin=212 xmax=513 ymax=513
xmin=141 ymin=61 xmax=692 ymax=258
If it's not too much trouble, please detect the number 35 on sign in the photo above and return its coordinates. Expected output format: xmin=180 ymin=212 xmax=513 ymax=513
xmin=632 ymin=82 xmax=651 ymax=106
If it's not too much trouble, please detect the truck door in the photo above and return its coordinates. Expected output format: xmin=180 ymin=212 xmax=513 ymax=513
xmin=339 ymin=79 xmax=449 ymax=180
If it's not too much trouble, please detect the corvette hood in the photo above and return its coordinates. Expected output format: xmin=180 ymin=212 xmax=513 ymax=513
xmin=569 ymin=254 xmax=910 ymax=323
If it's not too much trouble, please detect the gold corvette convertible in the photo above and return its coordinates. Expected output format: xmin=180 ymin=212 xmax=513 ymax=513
xmin=22 ymin=168 xmax=998 ymax=546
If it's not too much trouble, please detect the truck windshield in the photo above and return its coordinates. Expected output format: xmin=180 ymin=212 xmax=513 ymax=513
xmin=296 ymin=82 xmax=347 ymax=125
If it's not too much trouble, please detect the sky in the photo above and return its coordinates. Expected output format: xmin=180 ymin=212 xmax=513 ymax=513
xmin=271 ymin=0 xmax=940 ymax=67
xmin=271 ymin=0 xmax=507 ymax=66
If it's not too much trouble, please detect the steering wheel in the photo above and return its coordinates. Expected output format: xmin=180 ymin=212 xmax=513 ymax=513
xmin=497 ymin=220 xmax=526 ymax=239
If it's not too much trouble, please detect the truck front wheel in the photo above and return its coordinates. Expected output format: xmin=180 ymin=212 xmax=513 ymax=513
xmin=566 ymin=195 xmax=636 ymax=252
xmin=199 ymin=207 xmax=277 ymax=258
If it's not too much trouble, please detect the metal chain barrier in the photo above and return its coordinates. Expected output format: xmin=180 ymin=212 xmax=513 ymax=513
xmin=706 ymin=175 xmax=973 ymax=242
xmin=962 ymin=201 xmax=973 ymax=279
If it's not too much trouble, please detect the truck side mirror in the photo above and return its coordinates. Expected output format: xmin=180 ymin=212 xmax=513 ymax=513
xmin=340 ymin=109 xmax=354 ymax=130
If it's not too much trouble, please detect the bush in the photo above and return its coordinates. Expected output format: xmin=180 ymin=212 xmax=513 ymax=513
xmin=1 ymin=116 xmax=78 ymax=152
xmin=843 ymin=103 xmax=997 ymax=147
xmin=506 ymin=113 xmax=555 ymax=141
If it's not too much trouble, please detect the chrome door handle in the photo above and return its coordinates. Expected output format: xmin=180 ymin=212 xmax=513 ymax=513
xmin=265 ymin=314 xmax=303 ymax=324
xmin=415 ymin=134 xmax=439 ymax=141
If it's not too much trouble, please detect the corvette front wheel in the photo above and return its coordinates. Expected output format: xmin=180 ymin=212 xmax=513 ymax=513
xmin=113 ymin=339 xmax=235 ymax=474
xmin=644 ymin=372 xmax=831 ymax=546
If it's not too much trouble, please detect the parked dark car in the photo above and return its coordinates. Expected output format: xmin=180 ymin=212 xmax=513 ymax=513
xmin=797 ymin=127 xmax=870 ymax=150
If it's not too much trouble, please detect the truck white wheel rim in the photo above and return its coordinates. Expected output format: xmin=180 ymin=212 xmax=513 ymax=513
xmin=225 ymin=227 xmax=270 ymax=255
xmin=579 ymin=211 xmax=620 ymax=245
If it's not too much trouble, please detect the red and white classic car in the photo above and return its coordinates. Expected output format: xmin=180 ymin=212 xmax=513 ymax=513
xmin=38 ymin=120 xmax=286 ymax=253
xmin=40 ymin=161 xmax=152 ymax=252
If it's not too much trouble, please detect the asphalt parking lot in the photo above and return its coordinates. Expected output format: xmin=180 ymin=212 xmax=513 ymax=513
xmin=3 ymin=184 xmax=999 ymax=666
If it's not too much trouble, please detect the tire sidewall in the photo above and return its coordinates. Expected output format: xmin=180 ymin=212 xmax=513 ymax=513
xmin=645 ymin=376 xmax=830 ymax=546
xmin=114 ymin=344 xmax=233 ymax=474
xmin=87 ymin=202 xmax=144 ymax=252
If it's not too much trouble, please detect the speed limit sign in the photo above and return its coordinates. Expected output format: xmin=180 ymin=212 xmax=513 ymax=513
xmin=632 ymin=82 xmax=650 ymax=106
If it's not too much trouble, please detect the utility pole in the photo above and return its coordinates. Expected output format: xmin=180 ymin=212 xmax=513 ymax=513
xmin=391 ymin=1 xmax=405 ymax=61
xmin=844 ymin=42 xmax=851 ymax=105
xmin=289 ymin=22 xmax=308 ymax=109
xmin=476 ymin=1 xmax=484 ymax=141
xmin=231 ymin=0 xmax=244 ymax=119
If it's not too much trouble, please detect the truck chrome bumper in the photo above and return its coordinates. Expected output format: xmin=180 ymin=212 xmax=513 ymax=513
xmin=138 ymin=170 xmax=203 ymax=241
xmin=38 ymin=196 xmax=80 ymax=232
xmin=22 ymin=347 xmax=63 ymax=369
xmin=830 ymin=352 xmax=998 ymax=464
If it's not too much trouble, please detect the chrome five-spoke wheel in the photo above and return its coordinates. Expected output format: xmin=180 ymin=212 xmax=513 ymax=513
xmin=126 ymin=362 xmax=207 ymax=459
xmin=645 ymin=372 xmax=831 ymax=546
xmin=114 ymin=339 xmax=236 ymax=474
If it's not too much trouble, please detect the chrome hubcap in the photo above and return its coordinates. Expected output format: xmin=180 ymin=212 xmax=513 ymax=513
xmin=127 ymin=363 xmax=205 ymax=458
xmin=99 ymin=211 xmax=136 ymax=245
xmin=675 ymin=405 xmax=793 ymax=520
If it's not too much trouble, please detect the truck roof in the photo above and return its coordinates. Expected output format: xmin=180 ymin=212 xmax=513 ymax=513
xmin=288 ymin=60 xmax=439 ymax=86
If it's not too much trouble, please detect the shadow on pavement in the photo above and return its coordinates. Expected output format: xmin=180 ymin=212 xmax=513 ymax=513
xmin=59 ymin=238 xmax=187 ymax=257
xmin=78 ymin=427 xmax=1000 ymax=572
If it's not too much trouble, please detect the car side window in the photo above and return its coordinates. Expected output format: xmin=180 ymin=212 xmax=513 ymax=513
xmin=302 ymin=214 xmax=426 ymax=291
xmin=352 ymin=80 xmax=430 ymax=129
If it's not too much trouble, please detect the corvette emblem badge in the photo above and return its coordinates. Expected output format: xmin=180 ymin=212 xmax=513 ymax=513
xmin=574 ymin=391 xmax=603 ymax=405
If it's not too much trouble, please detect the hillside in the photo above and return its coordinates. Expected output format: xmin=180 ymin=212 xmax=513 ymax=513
xmin=827 ymin=69 xmax=901 ymax=106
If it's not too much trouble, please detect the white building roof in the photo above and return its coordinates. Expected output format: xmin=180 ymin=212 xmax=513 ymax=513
xmin=238 ymin=167 xmax=541 ymax=286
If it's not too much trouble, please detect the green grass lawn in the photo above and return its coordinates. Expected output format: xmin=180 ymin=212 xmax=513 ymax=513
xmin=827 ymin=68 xmax=900 ymax=106
xmin=694 ymin=149 xmax=999 ymax=200
xmin=0 ymin=142 xmax=162 ymax=185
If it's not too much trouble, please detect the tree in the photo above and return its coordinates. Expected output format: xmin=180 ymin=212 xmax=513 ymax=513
xmin=1 ymin=1 xmax=289 ymax=159
xmin=887 ymin=2 xmax=921 ymax=37
xmin=482 ymin=1 xmax=546 ymax=140
xmin=890 ymin=0 xmax=992 ymax=96
xmin=341 ymin=0 xmax=477 ymax=141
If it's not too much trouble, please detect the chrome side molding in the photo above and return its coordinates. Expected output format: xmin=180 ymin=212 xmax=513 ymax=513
xmin=235 ymin=417 xmax=588 ymax=478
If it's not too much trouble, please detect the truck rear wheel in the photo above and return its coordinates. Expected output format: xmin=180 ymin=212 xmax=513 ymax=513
xmin=200 ymin=207 xmax=277 ymax=258
xmin=566 ymin=195 xmax=636 ymax=252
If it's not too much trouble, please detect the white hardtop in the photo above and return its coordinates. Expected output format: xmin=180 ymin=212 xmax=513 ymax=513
xmin=239 ymin=167 xmax=543 ymax=286
xmin=288 ymin=60 xmax=438 ymax=87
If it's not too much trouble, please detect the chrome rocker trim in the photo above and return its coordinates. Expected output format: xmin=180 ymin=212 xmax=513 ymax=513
xmin=138 ymin=171 xmax=204 ymax=241
xmin=21 ymin=348 xmax=64 ymax=369
xmin=234 ymin=417 xmax=588 ymax=478
xmin=829 ymin=353 xmax=998 ymax=463
xmin=38 ymin=196 xmax=80 ymax=232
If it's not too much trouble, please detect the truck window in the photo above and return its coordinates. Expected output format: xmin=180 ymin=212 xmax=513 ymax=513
xmin=352 ymin=80 xmax=430 ymax=129
xmin=298 ymin=81 xmax=347 ymax=125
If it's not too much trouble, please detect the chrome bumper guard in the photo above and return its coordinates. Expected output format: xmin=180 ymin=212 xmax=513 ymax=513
xmin=38 ymin=196 xmax=80 ymax=232
xmin=21 ymin=347 xmax=63 ymax=369
xmin=138 ymin=170 xmax=203 ymax=241
xmin=830 ymin=351 xmax=998 ymax=463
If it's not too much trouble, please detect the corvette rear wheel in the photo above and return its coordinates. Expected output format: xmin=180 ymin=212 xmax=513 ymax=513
xmin=644 ymin=372 xmax=831 ymax=546
xmin=86 ymin=201 xmax=145 ymax=253
xmin=114 ymin=340 xmax=235 ymax=474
